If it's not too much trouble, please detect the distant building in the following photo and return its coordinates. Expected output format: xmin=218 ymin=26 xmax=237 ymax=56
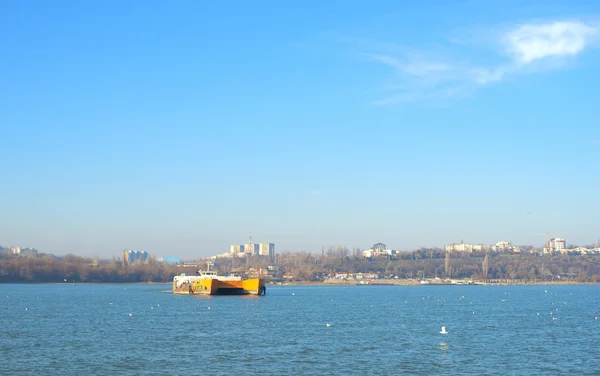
xmin=211 ymin=252 xmax=229 ymax=259
xmin=228 ymin=240 xmax=275 ymax=258
xmin=566 ymin=247 xmax=589 ymax=255
xmin=122 ymin=249 xmax=149 ymax=265
xmin=259 ymin=243 xmax=275 ymax=257
xmin=362 ymin=242 xmax=396 ymax=258
xmin=445 ymin=243 xmax=474 ymax=253
xmin=496 ymin=241 xmax=511 ymax=251
xmin=245 ymin=243 xmax=259 ymax=255
xmin=7 ymin=247 xmax=37 ymax=256
xmin=550 ymin=238 xmax=566 ymax=252
xmin=445 ymin=241 xmax=522 ymax=253
xmin=158 ymin=256 xmax=181 ymax=264
xmin=229 ymin=244 xmax=245 ymax=254
xmin=260 ymin=266 xmax=280 ymax=278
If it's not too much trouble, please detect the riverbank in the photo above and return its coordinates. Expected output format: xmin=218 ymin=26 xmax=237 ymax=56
xmin=275 ymin=279 xmax=596 ymax=286
xmin=1 ymin=279 xmax=595 ymax=286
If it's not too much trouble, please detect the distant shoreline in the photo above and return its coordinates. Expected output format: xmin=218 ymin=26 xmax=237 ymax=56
xmin=0 ymin=280 xmax=596 ymax=286
xmin=278 ymin=280 xmax=597 ymax=286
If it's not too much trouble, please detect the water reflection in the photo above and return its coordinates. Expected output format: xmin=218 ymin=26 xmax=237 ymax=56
xmin=440 ymin=341 xmax=449 ymax=351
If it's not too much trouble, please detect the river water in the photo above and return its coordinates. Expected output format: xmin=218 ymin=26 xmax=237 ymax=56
xmin=1 ymin=283 xmax=599 ymax=375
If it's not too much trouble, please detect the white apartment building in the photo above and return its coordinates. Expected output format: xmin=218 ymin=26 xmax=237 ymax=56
xmin=496 ymin=241 xmax=511 ymax=251
xmin=245 ymin=244 xmax=259 ymax=255
xmin=259 ymin=243 xmax=275 ymax=257
xmin=445 ymin=243 xmax=473 ymax=252
xmin=550 ymin=238 xmax=566 ymax=251
xmin=229 ymin=241 xmax=274 ymax=257
xmin=362 ymin=243 xmax=396 ymax=258
xmin=446 ymin=242 xmax=518 ymax=253
xmin=230 ymin=244 xmax=245 ymax=254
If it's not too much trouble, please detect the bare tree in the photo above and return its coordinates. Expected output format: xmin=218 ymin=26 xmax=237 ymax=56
xmin=482 ymin=251 xmax=489 ymax=280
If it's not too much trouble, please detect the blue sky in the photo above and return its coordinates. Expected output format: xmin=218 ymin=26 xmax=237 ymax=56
xmin=1 ymin=0 xmax=599 ymax=258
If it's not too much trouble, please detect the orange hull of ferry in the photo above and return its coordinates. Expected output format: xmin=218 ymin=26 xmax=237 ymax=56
xmin=173 ymin=278 xmax=266 ymax=296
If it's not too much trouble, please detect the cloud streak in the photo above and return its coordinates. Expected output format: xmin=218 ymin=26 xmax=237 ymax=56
xmin=361 ymin=20 xmax=598 ymax=104
xmin=505 ymin=21 xmax=597 ymax=64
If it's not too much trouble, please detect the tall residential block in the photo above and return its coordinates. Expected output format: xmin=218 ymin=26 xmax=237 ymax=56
xmin=122 ymin=249 xmax=149 ymax=265
xmin=550 ymin=238 xmax=566 ymax=251
xmin=259 ymin=243 xmax=275 ymax=257
xmin=245 ymin=244 xmax=260 ymax=255
xmin=228 ymin=241 xmax=275 ymax=257
xmin=230 ymin=244 xmax=245 ymax=254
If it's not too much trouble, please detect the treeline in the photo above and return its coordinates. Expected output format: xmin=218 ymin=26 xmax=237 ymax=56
xmin=0 ymin=253 xmax=196 ymax=283
xmin=1 ymin=250 xmax=599 ymax=283
xmin=219 ymin=251 xmax=600 ymax=283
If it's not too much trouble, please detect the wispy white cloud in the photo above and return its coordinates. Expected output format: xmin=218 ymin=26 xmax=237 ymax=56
xmin=359 ymin=20 xmax=599 ymax=104
xmin=369 ymin=54 xmax=451 ymax=76
xmin=505 ymin=21 xmax=597 ymax=64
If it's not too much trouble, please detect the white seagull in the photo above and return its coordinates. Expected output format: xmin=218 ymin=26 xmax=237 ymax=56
xmin=440 ymin=326 xmax=448 ymax=334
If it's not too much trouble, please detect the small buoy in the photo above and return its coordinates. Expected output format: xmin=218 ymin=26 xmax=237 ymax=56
xmin=129 ymin=313 xmax=134 ymax=316
xmin=440 ymin=326 xmax=448 ymax=334
xmin=326 ymin=323 xmax=333 ymax=327
xmin=207 ymin=306 xmax=211 ymax=310
xmin=292 ymin=293 xmax=295 ymax=296
xmin=25 ymin=308 xmax=29 ymax=311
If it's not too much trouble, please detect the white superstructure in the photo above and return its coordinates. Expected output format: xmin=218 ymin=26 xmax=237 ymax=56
xmin=172 ymin=262 xmax=241 ymax=288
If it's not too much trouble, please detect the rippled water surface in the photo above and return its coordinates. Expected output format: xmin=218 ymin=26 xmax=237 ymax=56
xmin=1 ymin=284 xmax=599 ymax=375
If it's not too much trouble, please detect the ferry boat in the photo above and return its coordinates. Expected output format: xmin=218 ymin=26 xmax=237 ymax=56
xmin=172 ymin=262 xmax=266 ymax=296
